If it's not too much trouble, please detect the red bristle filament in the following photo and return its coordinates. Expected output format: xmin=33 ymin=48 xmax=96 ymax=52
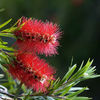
xmin=8 ymin=52 xmax=55 ymax=92
xmin=14 ymin=17 xmax=61 ymax=56
xmin=9 ymin=17 xmax=60 ymax=93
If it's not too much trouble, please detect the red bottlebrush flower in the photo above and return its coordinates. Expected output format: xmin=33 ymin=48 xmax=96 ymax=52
xmin=14 ymin=17 xmax=61 ymax=56
xmin=8 ymin=52 xmax=55 ymax=92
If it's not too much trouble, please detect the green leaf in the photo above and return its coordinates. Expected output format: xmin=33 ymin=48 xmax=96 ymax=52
xmin=0 ymin=52 xmax=9 ymax=65
xmin=69 ymin=60 xmax=93 ymax=83
xmin=0 ymin=52 xmax=8 ymax=59
xmin=83 ymin=75 xmax=100 ymax=79
xmin=23 ymin=89 xmax=32 ymax=100
xmin=47 ymin=96 xmax=55 ymax=100
xmin=67 ymin=87 xmax=88 ymax=98
xmin=69 ymin=87 xmax=89 ymax=92
xmin=0 ymin=19 xmax=12 ymax=29
xmin=52 ymin=65 xmax=76 ymax=93
xmin=78 ymin=61 xmax=84 ymax=71
xmin=60 ymin=84 xmax=73 ymax=96
xmin=1 ymin=22 xmax=24 ymax=33
xmin=2 ymin=27 xmax=17 ymax=33
xmin=0 ymin=74 xmax=4 ymax=78
xmin=0 ymin=45 xmax=14 ymax=51
xmin=61 ymin=64 xmax=77 ymax=83
xmin=21 ymin=84 xmax=27 ymax=93
xmin=0 ymin=84 xmax=8 ymax=92
xmin=12 ymin=17 xmax=22 ymax=27
xmin=0 ymin=66 xmax=17 ymax=93
xmin=53 ymin=78 xmax=60 ymax=87
xmin=17 ymin=22 xmax=25 ymax=30
xmin=51 ymin=78 xmax=61 ymax=91
xmin=0 ymin=41 xmax=8 ymax=45
xmin=0 ymin=33 xmax=16 ymax=38
xmin=71 ymin=96 xmax=91 ymax=100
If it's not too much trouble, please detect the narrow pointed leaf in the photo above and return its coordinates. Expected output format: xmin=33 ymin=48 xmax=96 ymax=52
xmin=0 ymin=41 xmax=8 ymax=45
xmin=2 ymin=27 xmax=17 ymax=33
xmin=69 ymin=60 xmax=93 ymax=82
xmin=0 ymin=45 xmax=14 ymax=51
xmin=61 ymin=64 xmax=77 ymax=83
xmin=67 ymin=87 xmax=88 ymax=98
xmin=0 ymin=74 xmax=4 ymax=78
xmin=71 ymin=96 xmax=91 ymax=100
xmin=69 ymin=87 xmax=89 ymax=92
xmin=0 ymin=19 xmax=12 ymax=29
xmin=60 ymin=85 xmax=73 ymax=96
xmin=0 ymin=33 xmax=16 ymax=38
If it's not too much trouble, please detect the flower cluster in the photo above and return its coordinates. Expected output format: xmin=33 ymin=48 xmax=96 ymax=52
xmin=14 ymin=17 xmax=61 ymax=56
xmin=8 ymin=17 xmax=61 ymax=93
xmin=9 ymin=52 xmax=55 ymax=92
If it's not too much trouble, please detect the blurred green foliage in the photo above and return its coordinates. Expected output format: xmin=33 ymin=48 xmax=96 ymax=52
xmin=0 ymin=0 xmax=100 ymax=99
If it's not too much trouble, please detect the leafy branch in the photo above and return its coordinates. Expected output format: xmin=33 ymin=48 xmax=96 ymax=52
xmin=0 ymin=19 xmax=100 ymax=100
xmin=0 ymin=58 xmax=99 ymax=100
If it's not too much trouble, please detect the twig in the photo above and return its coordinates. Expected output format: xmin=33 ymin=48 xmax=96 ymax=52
xmin=0 ymin=90 xmax=22 ymax=100
xmin=0 ymin=89 xmax=67 ymax=100
xmin=0 ymin=90 xmax=14 ymax=98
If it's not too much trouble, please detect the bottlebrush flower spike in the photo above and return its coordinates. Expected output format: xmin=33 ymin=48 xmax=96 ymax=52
xmin=8 ymin=52 xmax=55 ymax=92
xmin=14 ymin=17 xmax=61 ymax=56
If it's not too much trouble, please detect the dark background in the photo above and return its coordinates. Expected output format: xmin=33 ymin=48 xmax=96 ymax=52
xmin=0 ymin=0 xmax=100 ymax=100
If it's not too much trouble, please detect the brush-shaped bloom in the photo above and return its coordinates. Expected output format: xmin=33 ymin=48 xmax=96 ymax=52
xmin=8 ymin=52 xmax=55 ymax=92
xmin=14 ymin=17 xmax=61 ymax=56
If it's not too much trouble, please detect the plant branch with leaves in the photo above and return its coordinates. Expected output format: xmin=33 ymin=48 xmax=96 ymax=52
xmin=0 ymin=17 xmax=99 ymax=100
